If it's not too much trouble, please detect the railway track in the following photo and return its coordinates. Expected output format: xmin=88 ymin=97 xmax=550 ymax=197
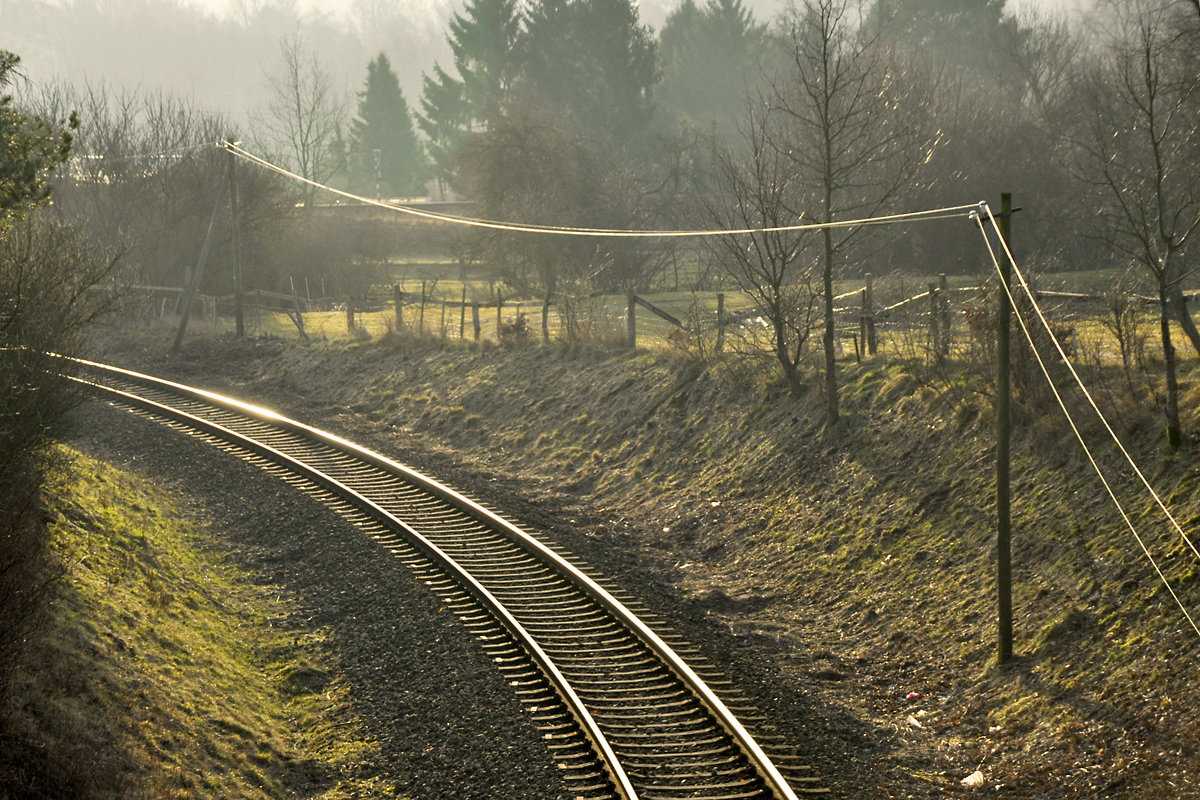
xmin=69 ymin=357 xmax=828 ymax=800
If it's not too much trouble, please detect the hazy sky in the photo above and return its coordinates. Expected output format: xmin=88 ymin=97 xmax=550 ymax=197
xmin=181 ymin=0 xmax=1087 ymax=30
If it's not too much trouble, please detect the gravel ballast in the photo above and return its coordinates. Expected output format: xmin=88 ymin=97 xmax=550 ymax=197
xmin=68 ymin=399 xmax=573 ymax=800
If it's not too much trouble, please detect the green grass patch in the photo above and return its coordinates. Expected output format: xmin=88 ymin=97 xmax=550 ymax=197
xmin=0 ymin=449 xmax=400 ymax=800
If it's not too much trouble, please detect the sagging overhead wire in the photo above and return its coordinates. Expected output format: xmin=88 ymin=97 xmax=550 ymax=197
xmin=978 ymin=202 xmax=1200 ymax=565
xmin=972 ymin=205 xmax=1200 ymax=640
xmin=220 ymin=140 xmax=980 ymax=239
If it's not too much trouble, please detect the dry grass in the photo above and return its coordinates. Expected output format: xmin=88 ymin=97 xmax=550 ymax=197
xmin=232 ymin=326 xmax=1200 ymax=798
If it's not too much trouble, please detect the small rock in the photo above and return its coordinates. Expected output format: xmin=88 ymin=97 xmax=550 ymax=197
xmin=962 ymin=770 xmax=985 ymax=788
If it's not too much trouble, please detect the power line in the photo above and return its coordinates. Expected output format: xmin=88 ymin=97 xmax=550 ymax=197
xmin=978 ymin=202 xmax=1200 ymax=565
xmin=972 ymin=206 xmax=1200 ymax=641
xmin=221 ymin=140 xmax=981 ymax=239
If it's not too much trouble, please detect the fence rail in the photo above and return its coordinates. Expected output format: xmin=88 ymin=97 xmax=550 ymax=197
xmin=151 ymin=273 xmax=1194 ymax=356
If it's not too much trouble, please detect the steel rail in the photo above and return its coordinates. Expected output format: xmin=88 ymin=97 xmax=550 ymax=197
xmin=66 ymin=367 xmax=638 ymax=800
xmin=67 ymin=356 xmax=810 ymax=800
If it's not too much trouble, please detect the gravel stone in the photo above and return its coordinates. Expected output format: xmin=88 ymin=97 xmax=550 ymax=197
xmin=68 ymin=399 xmax=572 ymax=800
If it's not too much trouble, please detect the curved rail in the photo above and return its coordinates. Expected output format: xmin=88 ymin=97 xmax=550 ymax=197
xmin=67 ymin=356 xmax=818 ymax=800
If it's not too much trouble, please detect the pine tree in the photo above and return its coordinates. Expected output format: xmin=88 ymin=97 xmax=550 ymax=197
xmin=659 ymin=0 xmax=767 ymax=139
xmin=0 ymin=51 xmax=75 ymax=227
xmin=861 ymin=0 xmax=1014 ymax=80
xmin=521 ymin=0 xmax=656 ymax=150
xmin=351 ymin=54 xmax=427 ymax=198
xmin=418 ymin=0 xmax=521 ymax=190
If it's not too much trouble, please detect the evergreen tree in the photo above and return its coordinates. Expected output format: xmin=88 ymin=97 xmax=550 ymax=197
xmin=861 ymin=0 xmax=1015 ymax=80
xmin=418 ymin=0 xmax=521 ymax=191
xmin=521 ymin=0 xmax=657 ymax=150
xmin=0 ymin=52 xmax=75 ymax=227
xmin=658 ymin=0 xmax=768 ymax=140
xmin=351 ymin=53 xmax=427 ymax=197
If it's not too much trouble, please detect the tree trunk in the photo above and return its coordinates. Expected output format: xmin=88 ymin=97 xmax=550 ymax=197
xmin=1160 ymin=288 xmax=1182 ymax=449
xmin=774 ymin=316 xmax=802 ymax=396
xmin=821 ymin=226 xmax=839 ymax=426
xmin=1168 ymin=284 xmax=1200 ymax=357
xmin=541 ymin=282 xmax=553 ymax=344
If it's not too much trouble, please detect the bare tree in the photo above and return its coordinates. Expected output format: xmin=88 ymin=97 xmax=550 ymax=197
xmin=1073 ymin=0 xmax=1200 ymax=448
xmin=262 ymin=34 xmax=347 ymax=208
xmin=1000 ymin=6 xmax=1086 ymax=113
xmin=708 ymin=97 xmax=820 ymax=394
xmin=459 ymin=94 xmax=582 ymax=342
xmin=773 ymin=0 xmax=939 ymax=426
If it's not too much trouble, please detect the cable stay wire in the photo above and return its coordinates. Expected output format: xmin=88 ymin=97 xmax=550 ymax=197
xmin=979 ymin=202 xmax=1200 ymax=565
xmin=972 ymin=210 xmax=1200 ymax=641
xmin=220 ymin=140 xmax=981 ymax=239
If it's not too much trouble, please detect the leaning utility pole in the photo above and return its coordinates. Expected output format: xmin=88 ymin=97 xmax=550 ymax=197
xmin=996 ymin=192 xmax=1014 ymax=664
xmin=172 ymin=193 xmax=223 ymax=355
xmin=226 ymin=141 xmax=245 ymax=338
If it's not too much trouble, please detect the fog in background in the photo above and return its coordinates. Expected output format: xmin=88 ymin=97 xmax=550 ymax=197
xmin=1 ymin=0 xmax=1086 ymax=124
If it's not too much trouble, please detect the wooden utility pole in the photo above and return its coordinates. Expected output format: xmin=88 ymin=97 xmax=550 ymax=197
xmin=226 ymin=142 xmax=245 ymax=337
xmin=172 ymin=193 xmax=223 ymax=354
xmin=996 ymin=193 xmax=1014 ymax=664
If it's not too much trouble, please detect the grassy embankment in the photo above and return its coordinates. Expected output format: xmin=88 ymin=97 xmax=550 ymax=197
xmin=0 ymin=448 xmax=398 ymax=800
xmin=243 ymin=330 xmax=1200 ymax=796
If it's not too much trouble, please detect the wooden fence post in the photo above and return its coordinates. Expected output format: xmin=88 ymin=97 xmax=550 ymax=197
xmin=928 ymin=283 xmax=950 ymax=358
xmin=865 ymin=273 xmax=877 ymax=356
xmin=440 ymin=301 xmax=447 ymax=341
xmin=459 ymin=287 xmax=467 ymax=339
xmin=859 ymin=288 xmax=868 ymax=358
xmin=346 ymin=295 xmax=355 ymax=333
xmin=393 ymin=284 xmax=403 ymax=330
xmin=940 ymin=273 xmax=951 ymax=353
xmin=716 ymin=292 xmax=725 ymax=353
xmin=419 ymin=280 xmax=427 ymax=335
xmin=626 ymin=293 xmax=637 ymax=349
xmin=928 ymin=283 xmax=940 ymax=357
xmin=496 ymin=289 xmax=503 ymax=338
xmin=472 ymin=302 xmax=481 ymax=341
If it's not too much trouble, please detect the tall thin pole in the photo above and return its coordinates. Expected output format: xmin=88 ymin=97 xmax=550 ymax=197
xmin=172 ymin=192 xmax=223 ymax=355
xmin=996 ymin=192 xmax=1014 ymax=664
xmin=226 ymin=142 xmax=245 ymax=338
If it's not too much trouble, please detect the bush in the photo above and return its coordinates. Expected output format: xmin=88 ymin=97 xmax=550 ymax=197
xmin=0 ymin=51 xmax=126 ymax=708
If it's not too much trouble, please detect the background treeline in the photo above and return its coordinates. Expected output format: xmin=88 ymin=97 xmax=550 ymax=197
xmin=17 ymin=0 xmax=1198 ymax=430
xmin=2 ymin=0 xmax=1199 ymax=701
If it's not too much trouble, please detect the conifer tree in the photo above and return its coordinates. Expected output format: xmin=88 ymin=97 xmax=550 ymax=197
xmin=861 ymin=0 xmax=1015 ymax=80
xmin=418 ymin=0 xmax=521 ymax=190
xmin=351 ymin=53 xmax=427 ymax=197
xmin=659 ymin=0 xmax=767 ymax=139
xmin=521 ymin=0 xmax=656 ymax=150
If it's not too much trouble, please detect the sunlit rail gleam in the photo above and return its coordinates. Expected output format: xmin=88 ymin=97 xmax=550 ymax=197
xmin=68 ymin=356 xmax=827 ymax=799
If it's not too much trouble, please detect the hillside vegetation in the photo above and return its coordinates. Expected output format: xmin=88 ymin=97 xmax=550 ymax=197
xmin=158 ymin=329 xmax=1200 ymax=799
xmin=0 ymin=448 xmax=398 ymax=800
